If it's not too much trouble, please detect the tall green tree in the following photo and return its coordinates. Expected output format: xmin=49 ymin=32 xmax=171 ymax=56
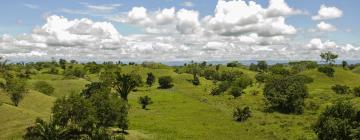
xmin=192 ymin=74 xmax=200 ymax=86
xmin=114 ymin=73 xmax=139 ymax=101
xmin=257 ymin=61 xmax=268 ymax=72
xmin=342 ymin=60 xmax=348 ymax=69
xmin=2 ymin=75 xmax=28 ymax=106
xmin=59 ymin=59 xmax=67 ymax=69
xmin=146 ymin=72 xmax=155 ymax=87
xmin=320 ymin=51 xmax=338 ymax=66
xmin=0 ymin=56 xmax=7 ymax=73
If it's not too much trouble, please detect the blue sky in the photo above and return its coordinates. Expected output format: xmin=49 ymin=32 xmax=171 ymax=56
xmin=0 ymin=0 xmax=359 ymax=61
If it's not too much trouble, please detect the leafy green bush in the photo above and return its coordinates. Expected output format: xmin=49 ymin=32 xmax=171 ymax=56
xmin=255 ymin=72 xmax=268 ymax=83
xmin=264 ymin=75 xmax=309 ymax=114
xmin=210 ymin=87 xmax=222 ymax=96
xmin=232 ymin=75 xmax=253 ymax=89
xmin=192 ymin=74 xmax=200 ymax=86
xmin=318 ymin=66 xmax=335 ymax=77
xmin=331 ymin=84 xmax=351 ymax=94
xmin=34 ymin=81 xmax=54 ymax=95
xmin=233 ymin=106 xmax=251 ymax=122
xmin=230 ymin=86 xmax=243 ymax=98
xmin=313 ymin=100 xmax=360 ymax=140
xmin=158 ymin=76 xmax=174 ymax=89
xmin=64 ymin=67 xmax=85 ymax=78
xmin=269 ymin=64 xmax=290 ymax=76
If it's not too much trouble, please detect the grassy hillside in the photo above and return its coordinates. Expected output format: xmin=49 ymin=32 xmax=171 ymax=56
xmin=0 ymin=90 xmax=55 ymax=139
xmin=1 ymin=66 xmax=360 ymax=139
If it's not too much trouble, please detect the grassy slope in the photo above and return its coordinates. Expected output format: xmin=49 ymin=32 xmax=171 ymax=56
xmin=0 ymin=90 xmax=55 ymax=139
xmin=2 ymin=66 xmax=360 ymax=139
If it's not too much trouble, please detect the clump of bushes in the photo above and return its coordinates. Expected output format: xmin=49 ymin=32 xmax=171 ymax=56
xmin=318 ymin=66 xmax=335 ymax=77
xmin=34 ymin=81 xmax=54 ymax=95
xmin=331 ymin=84 xmax=351 ymax=94
xmin=158 ymin=76 xmax=173 ymax=89
xmin=64 ymin=67 xmax=85 ymax=78
xmin=313 ymin=100 xmax=360 ymax=140
xmin=255 ymin=72 xmax=268 ymax=83
xmin=264 ymin=75 xmax=309 ymax=114
xmin=233 ymin=106 xmax=251 ymax=122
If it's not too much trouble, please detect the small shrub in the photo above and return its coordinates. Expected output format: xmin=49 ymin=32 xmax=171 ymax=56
xmin=233 ymin=106 xmax=251 ymax=122
xmin=138 ymin=95 xmax=153 ymax=109
xmin=331 ymin=84 xmax=351 ymax=94
xmin=218 ymin=81 xmax=231 ymax=92
xmin=318 ymin=66 xmax=335 ymax=77
xmin=353 ymin=86 xmax=360 ymax=97
xmin=210 ymin=87 xmax=222 ymax=96
xmin=230 ymin=86 xmax=243 ymax=98
xmin=34 ymin=81 xmax=54 ymax=95
xmin=158 ymin=76 xmax=173 ymax=89
xmin=192 ymin=75 xmax=200 ymax=86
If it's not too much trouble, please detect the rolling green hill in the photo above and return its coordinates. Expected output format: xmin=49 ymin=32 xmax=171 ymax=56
xmin=1 ymin=66 xmax=360 ymax=139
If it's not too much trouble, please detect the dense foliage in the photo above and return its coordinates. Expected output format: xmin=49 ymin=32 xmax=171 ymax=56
xmin=331 ymin=84 xmax=351 ymax=94
xmin=318 ymin=66 xmax=335 ymax=77
xmin=24 ymin=82 xmax=128 ymax=139
xmin=158 ymin=76 xmax=174 ymax=89
xmin=264 ymin=75 xmax=309 ymax=114
xmin=1 ymin=74 xmax=28 ymax=106
xmin=314 ymin=100 xmax=360 ymax=140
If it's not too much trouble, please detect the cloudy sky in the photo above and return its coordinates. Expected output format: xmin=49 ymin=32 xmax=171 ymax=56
xmin=0 ymin=0 xmax=359 ymax=62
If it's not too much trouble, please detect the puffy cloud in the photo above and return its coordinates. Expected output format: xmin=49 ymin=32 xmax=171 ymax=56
xmin=127 ymin=7 xmax=150 ymax=25
xmin=266 ymin=0 xmax=303 ymax=17
xmin=312 ymin=5 xmax=343 ymax=20
xmin=155 ymin=7 xmax=176 ymax=25
xmin=307 ymin=38 xmax=337 ymax=50
xmin=305 ymin=38 xmax=360 ymax=59
xmin=204 ymin=0 xmax=297 ymax=37
xmin=317 ymin=21 xmax=337 ymax=32
xmin=1 ymin=1 xmax=358 ymax=61
xmin=176 ymin=9 xmax=201 ymax=34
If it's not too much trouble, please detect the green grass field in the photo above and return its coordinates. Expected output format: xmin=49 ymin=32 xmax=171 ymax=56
xmin=1 ymin=66 xmax=360 ymax=139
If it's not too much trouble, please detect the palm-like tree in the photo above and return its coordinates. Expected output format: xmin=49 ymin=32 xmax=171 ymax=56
xmin=24 ymin=118 xmax=72 ymax=140
xmin=0 ymin=56 xmax=7 ymax=73
xmin=114 ymin=73 xmax=139 ymax=101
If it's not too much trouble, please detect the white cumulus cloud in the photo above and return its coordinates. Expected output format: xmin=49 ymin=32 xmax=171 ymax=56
xmin=312 ymin=5 xmax=343 ymax=20
xmin=317 ymin=21 xmax=337 ymax=32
